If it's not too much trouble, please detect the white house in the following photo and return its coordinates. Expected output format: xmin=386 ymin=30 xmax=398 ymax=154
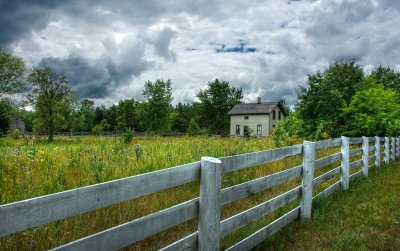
xmin=228 ymin=97 xmax=287 ymax=137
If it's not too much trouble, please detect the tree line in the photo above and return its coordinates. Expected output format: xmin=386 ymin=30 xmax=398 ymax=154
xmin=0 ymin=48 xmax=243 ymax=141
xmin=273 ymin=61 xmax=400 ymax=145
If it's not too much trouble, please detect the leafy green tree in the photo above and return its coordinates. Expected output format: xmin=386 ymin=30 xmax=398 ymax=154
xmin=0 ymin=48 xmax=25 ymax=95
xmin=343 ymin=85 xmax=400 ymax=136
xmin=187 ymin=117 xmax=201 ymax=135
xmin=79 ymin=99 xmax=95 ymax=131
xmin=92 ymin=119 xmax=110 ymax=135
xmin=0 ymin=99 xmax=13 ymax=132
xmin=196 ymin=79 xmax=242 ymax=135
xmin=116 ymin=99 xmax=138 ymax=131
xmin=94 ymin=105 xmax=106 ymax=125
xmin=296 ymin=61 xmax=364 ymax=137
xmin=272 ymin=111 xmax=305 ymax=146
xmin=29 ymin=67 xmax=73 ymax=142
xmin=370 ymin=66 xmax=400 ymax=96
xmin=104 ymin=104 xmax=118 ymax=131
xmin=171 ymin=102 xmax=200 ymax=132
xmin=142 ymin=79 xmax=173 ymax=133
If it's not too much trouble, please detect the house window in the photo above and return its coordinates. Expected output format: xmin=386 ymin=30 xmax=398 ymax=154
xmin=257 ymin=125 xmax=262 ymax=135
xmin=236 ymin=125 xmax=240 ymax=135
xmin=244 ymin=115 xmax=249 ymax=120
xmin=272 ymin=110 xmax=276 ymax=120
xmin=278 ymin=111 xmax=282 ymax=120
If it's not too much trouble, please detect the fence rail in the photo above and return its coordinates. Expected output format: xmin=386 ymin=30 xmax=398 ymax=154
xmin=0 ymin=136 xmax=399 ymax=250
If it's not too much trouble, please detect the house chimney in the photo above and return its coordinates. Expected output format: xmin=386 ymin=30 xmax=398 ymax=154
xmin=257 ymin=97 xmax=261 ymax=104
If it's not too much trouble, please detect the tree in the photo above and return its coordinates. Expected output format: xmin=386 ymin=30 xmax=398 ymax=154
xmin=0 ymin=99 xmax=13 ymax=133
xmin=142 ymin=79 xmax=173 ymax=133
xmin=79 ymin=99 xmax=95 ymax=131
xmin=116 ymin=99 xmax=138 ymax=131
xmin=171 ymin=102 xmax=200 ymax=133
xmin=343 ymin=85 xmax=400 ymax=136
xmin=0 ymin=48 xmax=25 ymax=95
xmin=196 ymin=79 xmax=242 ymax=135
xmin=370 ymin=66 xmax=400 ymax=96
xmin=187 ymin=117 xmax=201 ymax=135
xmin=29 ymin=67 xmax=73 ymax=142
xmin=296 ymin=61 xmax=364 ymax=137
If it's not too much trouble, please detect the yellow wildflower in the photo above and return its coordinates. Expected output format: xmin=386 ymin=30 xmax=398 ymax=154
xmin=37 ymin=149 xmax=45 ymax=155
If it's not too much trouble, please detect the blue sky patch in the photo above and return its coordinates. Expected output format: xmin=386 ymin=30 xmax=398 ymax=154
xmin=216 ymin=42 xmax=256 ymax=53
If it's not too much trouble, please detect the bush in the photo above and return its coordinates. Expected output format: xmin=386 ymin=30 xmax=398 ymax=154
xmin=11 ymin=128 xmax=20 ymax=139
xmin=187 ymin=118 xmax=201 ymax=135
xmin=122 ymin=128 xmax=135 ymax=144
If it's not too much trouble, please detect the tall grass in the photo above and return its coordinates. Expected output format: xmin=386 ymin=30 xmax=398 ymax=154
xmin=0 ymin=135 xmax=350 ymax=250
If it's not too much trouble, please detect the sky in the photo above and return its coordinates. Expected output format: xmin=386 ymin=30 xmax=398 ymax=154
xmin=1 ymin=0 xmax=400 ymax=107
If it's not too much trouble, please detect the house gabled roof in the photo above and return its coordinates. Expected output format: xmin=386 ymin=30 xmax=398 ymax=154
xmin=228 ymin=101 xmax=281 ymax=115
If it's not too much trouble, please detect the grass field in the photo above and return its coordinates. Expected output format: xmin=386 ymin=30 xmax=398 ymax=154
xmin=261 ymin=160 xmax=400 ymax=250
xmin=0 ymin=135 xmax=369 ymax=250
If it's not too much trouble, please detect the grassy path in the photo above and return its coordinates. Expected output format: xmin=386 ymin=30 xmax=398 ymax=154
xmin=260 ymin=161 xmax=400 ymax=250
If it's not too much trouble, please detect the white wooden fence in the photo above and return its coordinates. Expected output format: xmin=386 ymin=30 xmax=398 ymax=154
xmin=0 ymin=136 xmax=399 ymax=250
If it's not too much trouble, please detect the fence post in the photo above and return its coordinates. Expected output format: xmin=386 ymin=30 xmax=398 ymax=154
xmin=341 ymin=136 xmax=350 ymax=190
xmin=362 ymin=136 xmax=369 ymax=177
xmin=397 ymin=137 xmax=400 ymax=158
xmin=385 ymin=137 xmax=390 ymax=164
xmin=375 ymin=136 xmax=381 ymax=168
xmin=391 ymin=137 xmax=396 ymax=161
xmin=198 ymin=157 xmax=222 ymax=251
xmin=300 ymin=141 xmax=315 ymax=220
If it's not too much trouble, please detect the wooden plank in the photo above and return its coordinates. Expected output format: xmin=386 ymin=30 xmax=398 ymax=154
xmin=160 ymin=232 xmax=197 ymax=251
xmin=368 ymin=155 xmax=375 ymax=161
xmin=220 ymin=186 xmax=301 ymax=237
xmin=220 ymin=144 xmax=302 ymax=173
xmin=368 ymin=146 xmax=375 ymax=152
xmin=53 ymin=198 xmax=199 ymax=251
xmin=349 ymin=148 xmax=362 ymax=157
xmin=198 ymin=157 xmax=221 ymax=251
xmin=315 ymin=153 xmax=341 ymax=170
xmin=349 ymin=170 xmax=363 ymax=182
xmin=391 ymin=137 xmax=396 ymax=161
xmin=385 ymin=137 xmax=390 ymax=164
xmin=368 ymin=137 xmax=376 ymax=142
xmin=315 ymin=138 xmax=341 ymax=150
xmin=375 ymin=136 xmax=381 ymax=168
xmin=225 ymin=207 xmax=300 ymax=251
xmin=220 ymin=165 xmax=302 ymax=205
xmin=312 ymin=166 xmax=341 ymax=187
xmin=313 ymin=181 xmax=341 ymax=201
xmin=0 ymin=161 xmax=200 ymax=237
xmin=349 ymin=159 xmax=362 ymax=170
xmin=349 ymin=137 xmax=362 ymax=144
xmin=380 ymin=137 xmax=385 ymax=142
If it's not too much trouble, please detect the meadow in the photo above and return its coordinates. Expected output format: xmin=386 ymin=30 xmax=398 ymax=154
xmin=0 ymin=135 xmax=344 ymax=250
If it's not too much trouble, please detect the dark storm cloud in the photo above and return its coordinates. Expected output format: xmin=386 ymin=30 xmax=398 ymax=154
xmin=154 ymin=27 xmax=177 ymax=61
xmin=0 ymin=1 xmax=65 ymax=47
xmin=39 ymin=50 xmax=150 ymax=99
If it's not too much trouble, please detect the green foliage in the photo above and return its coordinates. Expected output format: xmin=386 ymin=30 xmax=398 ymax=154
xmin=79 ymin=99 xmax=95 ymax=131
xmin=0 ymin=99 xmax=13 ymax=132
xmin=172 ymin=102 xmax=200 ymax=133
xmin=142 ymin=79 xmax=173 ymax=133
xmin=10 ymin=129 xmax=19 ymax=139
xmin=187 ymin=118 xmax=201 ymax=135
xmin=387 ymin=119 xmax=400 ymax=137
xmin=29 ymin=67 xmax=73 ymax=142
xmin=122 ymin=128 xmax=135 ymax=144
xmin=370 ymin=66 xmax=400 ymax=96
xmin=196 ymin=79 xmax=242 ymax=135
xmin=296 ymin=61 xmax=364 ymax=137
xmin=344 ymin=85 xmax=400 ymax=136
xmin=0 ymin=48 xmax=25 ymax=95
xmin=116 ymin=99 xmax=139 ymax=131
xmin=272 ymin=112 xmax=304 ymax=146
xmin=92 ymin=119 xmax=110 ymax=135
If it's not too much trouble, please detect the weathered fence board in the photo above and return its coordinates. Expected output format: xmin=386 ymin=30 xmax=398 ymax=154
xmin=368 ymin=137 xmax=376 ymax=142
xmin=225 ymin=207 xmax=300 ymax=251
xmin=368 ymin=155 xmax=375 ymax=161
xmin=349 ymin=170 xmax=363 ymax=182
xmin=220 ymin=144 xmax=302 ymax=173
xmin=312 ymin=166 xmax=341 ymax=187
xmin=220 ymin=165 xmax=302 ymax=205
xmin=220 ymin=186 xmax=301 ymax=237
xmin=349 ymin=137 xmax=362 ymax=144
xmin=0 ymin=162 xmax=200 ymax=237
xmin=315 ymin=138 xmax=341 ymax=150
xmin=314 ymin=153 xmax=341 ymax=170
xmin=53 ymin=198 xmax=199 ymax=251
xmin=349 ymin=148 xmax=362 ymax=157
xmin=313 ymin=181 xmax=341 ymax=201
xmin=368 ymin=146 xmax=375 ymax=152
xmin=160 ymin=232 xmax=197 ymax=251
xmin=349 ymin=159 xmax=363 ymax=170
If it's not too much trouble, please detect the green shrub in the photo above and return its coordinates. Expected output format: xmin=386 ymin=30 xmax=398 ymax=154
xmin=122 ymin=128 xmax=135 ymax=144
xmin=10 ymin=129 xmax=20 ymax=139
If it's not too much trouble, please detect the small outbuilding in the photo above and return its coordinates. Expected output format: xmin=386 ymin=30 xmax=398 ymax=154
xmin=228 ymin=97 xmax=287 ymax=137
